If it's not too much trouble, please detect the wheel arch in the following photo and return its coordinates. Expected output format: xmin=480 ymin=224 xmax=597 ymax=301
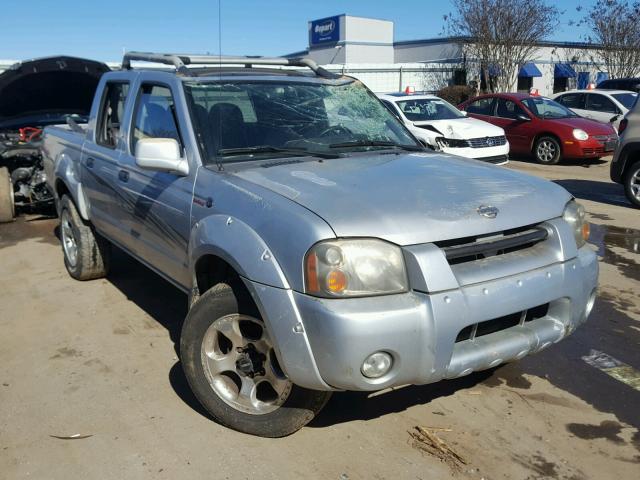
xmin=52 ymin=153 xmax=90 ymax=220
xmin=531 ymin=132 xmax=563 ymax=154
xmin=616 ymin=142 xmax=640 ymax=182
xmin=189 ymin=214 xmax=290 ymax=297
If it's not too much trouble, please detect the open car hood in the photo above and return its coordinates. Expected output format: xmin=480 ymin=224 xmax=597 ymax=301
xmin=0 ymin=56 xmax=110 ymax=130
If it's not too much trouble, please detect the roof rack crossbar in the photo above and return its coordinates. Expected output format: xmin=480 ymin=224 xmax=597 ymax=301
xmin=122 ymin=52 xmax=338 ymax=78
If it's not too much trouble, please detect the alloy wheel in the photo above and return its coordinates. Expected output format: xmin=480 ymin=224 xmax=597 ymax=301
xmin=537 ymin=140 xmax=557 ymax=163
xmin=61 ymin=209 xmax=78 ymax=267
xmin=630 ymin=167 xmax=640 ymax=201
xmin=200 ymin=314 xmax=292 ymax=415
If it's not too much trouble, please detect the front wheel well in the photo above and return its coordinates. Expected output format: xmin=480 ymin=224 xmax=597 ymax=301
xmin=193 ymin=254 xmax=249 ymax=306
xmin=531 ymin=133 xmax=562 ymax=154
xmin=55 ymin=178 xmax=70 ymax=199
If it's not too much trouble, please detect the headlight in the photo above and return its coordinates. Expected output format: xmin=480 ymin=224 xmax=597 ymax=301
xmin=572 ymin=129 xmax=589 ymax=141
xmin=563 ymin=200 xmax=589 ymax=248
xmin=305 ymin=239 xmax=408 ymax=297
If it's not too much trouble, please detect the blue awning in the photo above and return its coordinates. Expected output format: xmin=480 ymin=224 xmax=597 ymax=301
xmin=518 ymin=62 xmax=542 ymax=77
xmin=554 ymin=63 xmax=577 ymax=78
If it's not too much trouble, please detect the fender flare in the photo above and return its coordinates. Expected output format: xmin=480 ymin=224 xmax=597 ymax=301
xmin=54 ymin=152 xmax=90 ymax=220
xmin=189 ymin=214 xmax=290 ymax=290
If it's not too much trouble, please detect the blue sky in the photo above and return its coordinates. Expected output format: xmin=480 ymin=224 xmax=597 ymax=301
xmin=0 ymin=0 xmax=590 ymax=62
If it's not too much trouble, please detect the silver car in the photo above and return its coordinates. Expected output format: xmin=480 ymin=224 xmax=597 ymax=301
xmin=43 ymin=53 xmax=599 ymax=437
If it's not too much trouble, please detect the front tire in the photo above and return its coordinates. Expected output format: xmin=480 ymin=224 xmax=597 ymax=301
xmin=59 ymin=195 xmax=111 ymax=280
xmin=0 ymin=167 xmax=15 ymax=223
xmin=623 ymin=161 xmax=640 ymax=208
xmin=180 ymin=282 xmax=332 ymax=437
xmin=534 ymin=136 xmax=561 ymax=164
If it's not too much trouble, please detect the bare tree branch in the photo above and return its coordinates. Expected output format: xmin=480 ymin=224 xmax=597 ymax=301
xmin=444 ymin=0 xmax=560 ymax=92
xmin=578 ymin=0 xmax=640 ymax=78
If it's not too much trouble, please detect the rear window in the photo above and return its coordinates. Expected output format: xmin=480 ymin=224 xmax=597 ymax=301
xmin=466 ymin=97 xmax=496 ymax=116
xmin=612 ymin=92 xmax=638 ymax=110
xmin=556 ymin=93 xmax=584 ymax=109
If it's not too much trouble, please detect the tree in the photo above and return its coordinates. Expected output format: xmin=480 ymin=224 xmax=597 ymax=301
xmin=444 ymin=0 xmax=560 ymax=92
xmin=578 ymin=0 xmax=640 ymax=78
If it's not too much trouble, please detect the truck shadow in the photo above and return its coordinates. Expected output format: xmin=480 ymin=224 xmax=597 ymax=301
xmin=105 ymin=249 xmax=217 ymax=419
xmin=309 ymin=370 xmax=493 ymax=428
xmin=553 ymin=179 xmax=632 ymax=208
xmin=508 ymin=155 xmax=608 ymax=167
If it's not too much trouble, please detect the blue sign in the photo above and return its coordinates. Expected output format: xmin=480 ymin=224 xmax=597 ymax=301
xmin=310 ymin=16 xmax=340 ymax=46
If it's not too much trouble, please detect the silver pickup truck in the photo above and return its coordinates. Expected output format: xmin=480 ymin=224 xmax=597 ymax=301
xmin=43 ymin=52 xmax=598 ymax=437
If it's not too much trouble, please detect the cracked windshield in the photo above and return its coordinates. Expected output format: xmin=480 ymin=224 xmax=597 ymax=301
xmin=185 ymin=80 xmax=419 ymax=163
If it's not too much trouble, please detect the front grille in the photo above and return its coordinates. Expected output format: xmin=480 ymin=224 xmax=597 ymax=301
xmin=437 ymin=135 xmax=507 ymax=149
xmin=436 ymin=225 xmax=548 ymax=265
xmin=455 ymin=303 xmax=550 ymax=342
xmin=592 ymin=134 xmax=617 ymax=142
xmin=467 ymin=135 xmax=507 ymax=148
xmin=582 ymin=147 xmax=606 ymax=156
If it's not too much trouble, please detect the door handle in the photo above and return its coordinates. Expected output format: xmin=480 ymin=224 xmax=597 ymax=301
xmin=86 ymin=157 xmax=95 ymax=168
xmin=118 ymin=170 xmax=130 ymax=182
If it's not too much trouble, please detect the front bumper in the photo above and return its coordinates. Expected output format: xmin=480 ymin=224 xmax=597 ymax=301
xmin=247 ymin=220 xmax=598 ymax=392
xmin=563 ymin=137 xmax=617 ymax=158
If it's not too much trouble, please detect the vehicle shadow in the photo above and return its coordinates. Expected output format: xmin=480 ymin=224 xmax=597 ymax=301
xmin=508 ymin=155 xmax=609 ymax=168
xmin=308 ymin=370 xmax=493 ymax=428
xmin=107 ymin=248 xmax=187 ymax=351
xmin=553 ymin=179 xmax=632 ymax=208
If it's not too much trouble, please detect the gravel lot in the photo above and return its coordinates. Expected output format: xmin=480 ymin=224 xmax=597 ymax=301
xmin=1 ymin=156 xmax=638 ymax=480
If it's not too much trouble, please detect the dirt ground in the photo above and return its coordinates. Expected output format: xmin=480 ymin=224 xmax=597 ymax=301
xmin=0 ymin=156 xmax=639 ymax=480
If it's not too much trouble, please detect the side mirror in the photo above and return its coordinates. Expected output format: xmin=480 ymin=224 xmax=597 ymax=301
xmin=610 ymin=115 xmax=620 ymax=123
xmin=460 ymin=110 xmax=468 ymax=116
xmin=516 ymin=114 xmax=531 ymax=122
xmin=135 ymin=138 xmax=188 ymax=175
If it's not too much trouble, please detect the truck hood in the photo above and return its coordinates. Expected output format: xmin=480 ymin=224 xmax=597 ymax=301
xmin=232 ymin=152 xmax=571 ymax=245
xmin=413 ymin=117 xmax=505 ymax=139
xmin=0 ymin=56 xmax=110 ymax=130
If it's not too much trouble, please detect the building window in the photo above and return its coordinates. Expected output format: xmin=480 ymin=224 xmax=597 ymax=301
xmin=453 ymin=69 xmax=467 ymax=86
xmin=553 ymin=77 xmax=569 ymax=93
xmin=517 ymin=77 xmax=533 ymax=92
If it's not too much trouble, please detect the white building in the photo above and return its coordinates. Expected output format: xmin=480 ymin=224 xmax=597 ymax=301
xmin=287 ymin=14 xmax=613 ymax=96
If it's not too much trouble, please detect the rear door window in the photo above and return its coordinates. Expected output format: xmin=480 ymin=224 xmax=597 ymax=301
xmin=131 ymin=84 xmax=183 ymax=152
xmin=556 ymin=93 xmax=585 ymax=109
xmin=96 ymin=82 xmax=129 ymax=148
xmin=496 ymin=99 xmax=526 ymax=119
xmin=586 ymin=94 xmax=619 ymax=114
xmin=466 ymin=97 xmax=496 ymax=116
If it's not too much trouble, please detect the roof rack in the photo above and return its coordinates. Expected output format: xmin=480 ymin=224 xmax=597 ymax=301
xmin=121 ymin=51 xmax=338 ymax=79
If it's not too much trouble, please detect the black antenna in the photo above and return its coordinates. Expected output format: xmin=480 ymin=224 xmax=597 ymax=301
xmin=215 ymin=0 xmax=224 ymax=171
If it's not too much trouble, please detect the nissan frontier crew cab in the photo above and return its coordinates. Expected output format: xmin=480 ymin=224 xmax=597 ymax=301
xmin=43 ymin=52 xmax=598 ymax=437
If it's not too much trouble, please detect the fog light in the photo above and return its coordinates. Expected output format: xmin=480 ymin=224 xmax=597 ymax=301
xmin=361 ymin=352 xmax=393 ymax=379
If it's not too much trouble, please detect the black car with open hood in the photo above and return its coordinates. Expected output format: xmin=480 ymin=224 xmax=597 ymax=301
xmin=0 ymin=56 xmax=109 ymax=222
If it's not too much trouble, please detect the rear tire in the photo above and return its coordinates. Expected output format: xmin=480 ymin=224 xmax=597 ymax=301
xmin=623 ymin=161 xmax=640 ymax=208
xmin=59 ymin=195 xmax=111 ymax=280
xmin=180 ymin=282 xmax=332 ymax=437
xmin=534 ymin=136 xmax=561 ymax=164
xmin=0 ymin=167 xmax=15 ymax=223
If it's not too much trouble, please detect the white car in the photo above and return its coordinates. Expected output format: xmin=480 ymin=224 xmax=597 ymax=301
xmin=378 ymin=93 xmax=510 ymax=164
xmin=551 ymin=89 xmax=638 ymax=131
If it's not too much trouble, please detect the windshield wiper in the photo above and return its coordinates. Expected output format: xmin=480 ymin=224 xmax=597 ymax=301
xmin=329 ymin=140 xmax=423 ymax=151
xmin=217 ymin=145 xmax=340 ymax=159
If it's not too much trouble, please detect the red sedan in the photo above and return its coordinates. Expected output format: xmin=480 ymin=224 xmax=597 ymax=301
xmin=459 ymin=93 xmax=618 ymax=164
